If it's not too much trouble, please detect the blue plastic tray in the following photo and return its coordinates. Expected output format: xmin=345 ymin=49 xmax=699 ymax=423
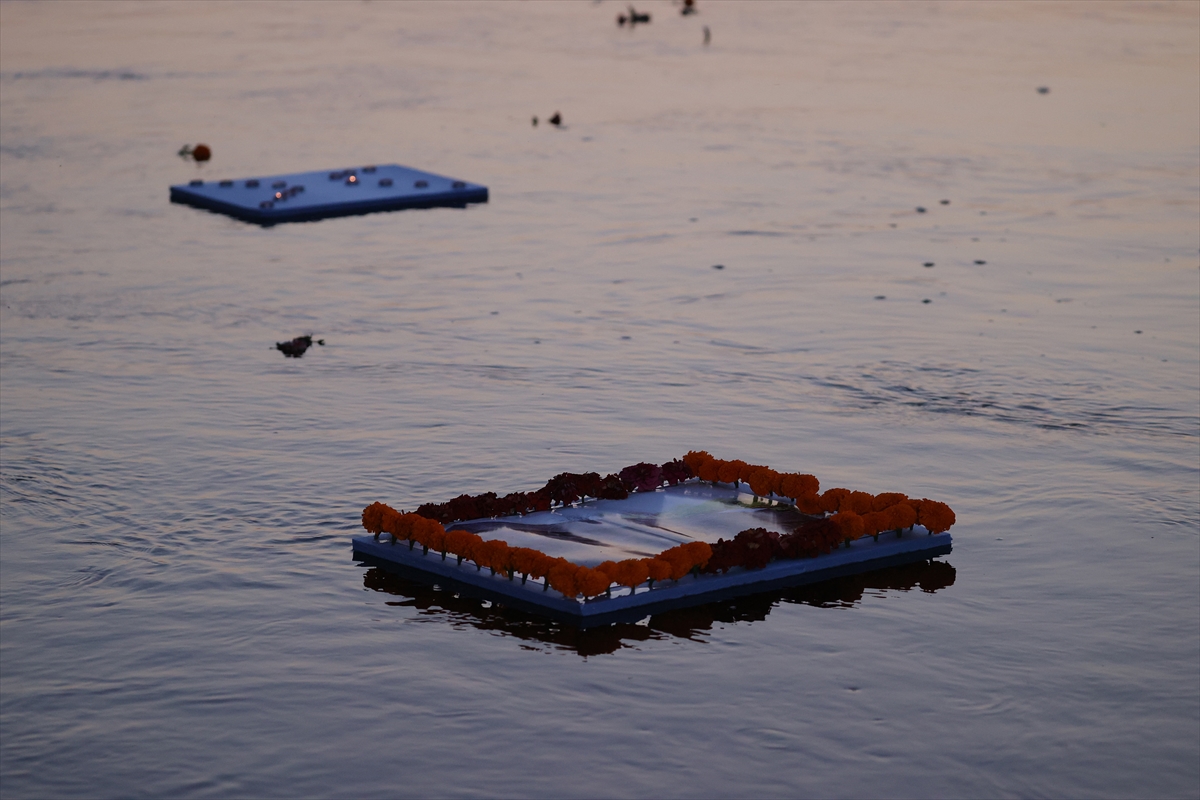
xmin=170 ymin=163 xmax=487 ymax=225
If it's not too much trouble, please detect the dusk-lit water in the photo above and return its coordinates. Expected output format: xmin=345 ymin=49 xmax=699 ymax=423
xmin=2 ymin=2 xmax=1197 ymax=797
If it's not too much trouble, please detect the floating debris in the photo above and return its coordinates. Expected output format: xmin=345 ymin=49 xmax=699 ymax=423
xmin=975 ymin=260 xmax=987 ymax=265
xmin=177 ymin=143 xmax=211 ymax=162
xmin=924 ymin=262 xmax=935 ymax=268
xmin=548 ymin=111 xmax=562 ymax=127
xmin=712 ymin=264 xmax=725 ymax=270
xmin=915 ymin=206 xmax=926 ymax=213
xmin=1037 ymin=86 xmax=1050 ymax=94
xmin=703 ymin=25 xmax=711 ymax=45
xmin=531 ymin=115 xmax=538 ymax=127
xmin=275 ymin=335 xmax=325 ymax=358
xmin=682 ymin=0 xmax=697 ymax=15
xmin=617 ymin=5 xmax=651 ymax=26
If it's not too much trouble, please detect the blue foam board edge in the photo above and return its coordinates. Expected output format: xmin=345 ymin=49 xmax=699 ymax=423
xmin=170 ymin=163 xmax=487 ymax=225
xmin=352 ymin=530 xmax=953 ymax=628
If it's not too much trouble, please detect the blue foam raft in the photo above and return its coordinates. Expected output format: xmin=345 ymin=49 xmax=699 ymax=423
xmin=170 ymin=163 xmax=487 ymax=225
xmin=352 ymin=482 xmax=952 ymax=628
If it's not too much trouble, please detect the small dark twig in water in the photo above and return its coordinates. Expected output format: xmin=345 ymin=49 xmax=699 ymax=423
xmin=617 ymin=6 xmax=651 ymax=26
xmin=275 ymin=335 xmax=325 ymax=358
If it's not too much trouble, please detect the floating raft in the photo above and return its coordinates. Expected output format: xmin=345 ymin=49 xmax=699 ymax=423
xmin=169 ymin=163 xmax=487 ymax=225
xmin=352 ymin=482 xmax=952 ymax=628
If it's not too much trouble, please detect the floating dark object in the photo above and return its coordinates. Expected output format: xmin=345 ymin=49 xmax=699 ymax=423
xmin=924 ymin=262 xmax=935 ymax=268
xmin=682 ymin=0 xmax=697 ymax=15
xmin=531 ymin=115 xmax=538 ymax=127
xmin=171 ymin=163 xmax=487 ymax=225
xmin=548 ymin=111 xmax=562 ymax=126
xmin=276 ymin=335 xmax=325 ymax=358
xmin=975 ymin=260 xmax=986 ymax=265
xmin=915 ymin=206 xmax=927 ymax=213
xmin=1037 ymin=86 xmax=1050 ymax=94
xmin=177 ymin=143 xmax=211 ymax=162
xmin=712 ymin=264 xmax=724 ymax=270
xmin=922 ymin=299 xmax=932 ymax=304
xmin=940 ymin=199 xmax=950 ymax=205
xmin=874 ymin=295 xmax=886 ymax=300
xmin=617 ymin=5 xmax=651 ymax=25
xmin=703 ymin=25 xmax=711 ymax=44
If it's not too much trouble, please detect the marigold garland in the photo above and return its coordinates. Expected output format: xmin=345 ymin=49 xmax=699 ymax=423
xmin=362 ymin=451 xmax=956 ymax=601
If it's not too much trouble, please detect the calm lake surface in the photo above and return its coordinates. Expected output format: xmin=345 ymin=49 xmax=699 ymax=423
xmin=1 ymin=2 xmax=1197 ymax=797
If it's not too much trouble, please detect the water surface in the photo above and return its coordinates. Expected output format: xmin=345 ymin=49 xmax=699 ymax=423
xmin=1 ymin=2 xmax=1197 ymax=798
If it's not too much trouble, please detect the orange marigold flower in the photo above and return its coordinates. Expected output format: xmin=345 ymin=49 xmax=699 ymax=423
xmin=872 ymin=492 xmax=908 ymax=512
xmin=697 ymin=458 xmax=723 ymax=482
xmin=479 ymin=539 xmax=512 ymax=573
xmin=859 ymin=511 xmax=888 ymax=537
xmin=819 ymin=488 xmax=850 ymax=513
xmin=361 ymin=502 xmax=388 ymax=534
xmin=547 ymin=560 xmax=580 ymax=598
xmin=889 ymin=502 xmax=917 ymax=530
xmin=614 ymin=558 xmax=650 ymax=590
xmin=918 ymin=500 xmax=956 ymax=534
xmin=737 ymin=462 xmax=767 ymax=483
xmin=510 ymin=547 xmax=543 ymax=577
xmin=595 ymin=560 xmax=620 ymax=580
xmin=748 ymin=468 xmax=780 ymax=498
xmin=795 ymin=493 xmax=824 ymax=515
xmin=527 ymin=551 xmax=557 ymax=580
xmin=682 ymin=450 xmax=713 ymax=473
xmin=576 ymin=567 xmax=612 ymax=598
xmin=717 ymin=460 xmax=745 ymax=484
xmin=848 ymin=490 xmax=874 ymax=515
xmin=681 ymin=541 xmax=713 ymax=570
xmin=829 ymin=511 xmax=865 ymax=540
xmin=645 ymin=558 xmax=672 ymax=583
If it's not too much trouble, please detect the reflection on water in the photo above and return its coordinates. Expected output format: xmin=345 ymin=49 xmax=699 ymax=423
xmin=363 ymin=559 xmax=956 ymax=657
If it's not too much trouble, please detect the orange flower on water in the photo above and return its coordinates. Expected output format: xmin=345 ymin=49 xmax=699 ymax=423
xmin=595 ymin=560 xmax=620 ymax=581
xmin=576 ymin=567 xmax=612 ymax=598
xmin=748 ymin=468 xmax=780 ymax=498
xmin=889 ymin=502 xmax=917 ymax=531
xmin=829 ymin=511 xmax=865 ymax=541
xmin=443 ymin=529 xmax=482 ymax=566
xmin=795 ymin=493 xmax=824 ymax=515
xmin=778 ymin=473 xmax=819 ymax=500
xmin=479 ymin=539 xmax=512 ymax=575
xmin=918 ymin=500 xmax=956 ymax=534
xmin=645 ymin=558 xmax=672 ymax=585
xmin=859 ymin=511 xmax=888 ymax=537
xmin=847 ymin=491 xmax=874 ymax=515
xmin=613 ymin=559 xmax=650 ymax=592
xmin=717 ymin=460 xmax=745 ymax=484
xmin=361 ymin=502 xmax=388 ymax=534
xmin=510 ymin=547 xmax=543 ymax=581
xmin=547 ymin=560 xmax=580 ymax=598
xmin=872 ymin=492 xmax=908 ymax=512
xmin=697 ymin=458 xmax=723 ymax=482
xmin=737 ymin=462 xmax=767 ymax=483
xmin=682 ymin=450 xmax=713 ymax=473
xmin=819 ymin=488 xmax=850 ymax=513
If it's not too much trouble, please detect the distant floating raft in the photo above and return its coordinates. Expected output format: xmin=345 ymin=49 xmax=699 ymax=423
xmin=353 ymin=453 xmax=956 ymax=628
xmin=169 ymin=163 xmax=487 ymax=225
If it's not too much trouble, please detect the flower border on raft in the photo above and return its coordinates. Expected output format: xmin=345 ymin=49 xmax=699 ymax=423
xmin=360 ymin=451 xmax=956 ymax=601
